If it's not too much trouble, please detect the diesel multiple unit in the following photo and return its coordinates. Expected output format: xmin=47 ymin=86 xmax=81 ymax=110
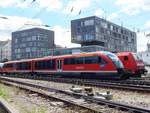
xmin=2 ymin=51 xmax=129 ymax=79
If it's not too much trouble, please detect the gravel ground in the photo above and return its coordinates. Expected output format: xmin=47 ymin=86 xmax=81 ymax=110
xmin=0 ymin=83 xmax=93 ymax=113
xmin=7 ymin=77 xmax=150 ymax=110
xmin=0 ymin=80 xmax=131 ymax=113
xmin=146 ymin=66 xmax=150 ymax=74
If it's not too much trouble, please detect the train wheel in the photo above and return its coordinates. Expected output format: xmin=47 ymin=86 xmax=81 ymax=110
xmin=120 ymin=73 xmax=130 ymax=80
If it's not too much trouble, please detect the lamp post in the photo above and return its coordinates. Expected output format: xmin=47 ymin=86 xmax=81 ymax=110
xmin=0 ymin=48 xmax=2 ymax=62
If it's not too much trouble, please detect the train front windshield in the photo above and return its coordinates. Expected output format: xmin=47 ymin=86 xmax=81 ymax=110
xmin=102 ymin=51 xmax=124 ymax=68
xmin=132 ymin=53 xmax=142 ymax=61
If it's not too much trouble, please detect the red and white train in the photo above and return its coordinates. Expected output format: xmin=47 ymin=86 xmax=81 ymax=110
xmin=117 ymin=52 xmax=147 ymax=77
xmin=1 ymin=51 xmax=129 ymax=79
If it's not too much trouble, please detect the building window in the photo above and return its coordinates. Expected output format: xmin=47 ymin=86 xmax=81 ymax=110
xmin=85 ymin=34 xmax=94 ymax=41
xmin=32 ymin=36 xmax=36 ymax=41
xmin=77 ymin=28 xmax=81 ymax=34
xmin=21 ymin=32 xmax=27 ymax=37
xmin=96 ymin=26 xmax=99 ymax=33
xmin=77 ymin=21 xmax=81 ymax=26
xmin=110 ymin=25 xmax=113 ymax=31
xmin=84 ymin=19 xmax=94 ymax=26
xmin=100 ymin=28 xmax=105 ymax=33
xmin=15 ymin=39 xmax=18 ymax=43
xmin=27 ymin=37 xmax=31 ymax=41
xmin=76 ymin=35 xmax=82 ymax=41
xmin=101 ymin=21 xmax=107 ymax=28
xmin=26 ymin=48 xmax=31 ymax=52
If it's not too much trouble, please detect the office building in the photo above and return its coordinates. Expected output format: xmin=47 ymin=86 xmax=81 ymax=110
xmin=12 ymin=28 xmax=54 ymax=60
xmin=71 ymin=16 xmax=137 ymax=52
xmin=0 ymin=40 xmax=11 ymax=62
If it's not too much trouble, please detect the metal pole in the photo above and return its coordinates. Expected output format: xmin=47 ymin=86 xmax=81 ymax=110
xmin=0 ymin=48 xmax=2 ymax=62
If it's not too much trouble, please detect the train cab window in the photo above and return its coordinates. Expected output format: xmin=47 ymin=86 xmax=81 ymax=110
xmin=99 ymin=57 xmax=107 ymax=65
xmin=124 ymin=56 xmax=128 ymax=61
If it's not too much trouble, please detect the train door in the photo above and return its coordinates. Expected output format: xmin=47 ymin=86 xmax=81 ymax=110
xmin=57 ymin=59 xmax=62 ymax=72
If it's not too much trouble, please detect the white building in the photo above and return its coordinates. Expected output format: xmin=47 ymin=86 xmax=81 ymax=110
xmin=0 ymin=40 xmax=11 ymax=62
xmin=138 ymin=43 xmax=150 ymax=66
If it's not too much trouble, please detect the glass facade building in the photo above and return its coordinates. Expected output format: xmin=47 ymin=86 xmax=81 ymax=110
xmin=12 ymin=28 xmax=54 ymax=60
xmin=71 ymin=16 xmax=137 ymax=52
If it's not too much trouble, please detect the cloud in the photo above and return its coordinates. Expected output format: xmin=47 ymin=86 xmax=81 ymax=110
xmin=115 ymin=0 xmax=150 ymax=15
xmin=0 ymin=0 xmax=18 ymax=7
xmin=145 ymin=20 xmax=150 ymax=29
xmin=0 ymin=14 xmax=42 ymax=40
xmin=0 ymin=14 xmax=79 ymax=47
xmin=36 ymin=0 xmax=63 ymax=11
xmin=0 ymin=0 xmax=63 ymax=11
xmin=94 ymin=9 xmax=104 ymax=17
xmin=52 ymin=25 xmax=80 ymax=47
xmin=107 ymin=12 xmax=119 ymax=20
xmin=0 ymin=0 xmax=33 ymax=8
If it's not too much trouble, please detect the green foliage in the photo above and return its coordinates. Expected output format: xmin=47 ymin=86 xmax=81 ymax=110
xmin=31 ymin=106 xmax=46 ymax=113
xmin=0 ymin=85 xmax=9 ymax=100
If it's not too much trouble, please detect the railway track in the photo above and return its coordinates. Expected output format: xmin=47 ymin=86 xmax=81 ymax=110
xmin=0 ymin=78 xmax=100 ymax=113
xmin=48 ymin=77 xmax=150 ymax=92
xmin=0 ymin=103 xmax=10 ymax=113
xmin=0 ymin=76 xmax=150 ymax=113
xmin=2 ymin=74 xmax=150 ymax=92
xmin=0 ymin=97 xmax=19 ymax=113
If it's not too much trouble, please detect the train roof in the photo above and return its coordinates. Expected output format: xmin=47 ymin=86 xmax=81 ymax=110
xmin=117 ymin=52 xmax=134 ymax=56
xmin=4 ymin=58 xmax=33 ymax=64
xmin=4 ymin=51 xmax=110 ymax=63
xmin=32 ymin=51 xmax=103 ymax=61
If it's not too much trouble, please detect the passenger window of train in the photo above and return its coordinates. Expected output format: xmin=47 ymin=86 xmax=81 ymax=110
xmin=64 ymin=58 xmax=75 ymax=65
xmin=64 ymin=59 xmax=69 ymax=65
xmin=17 ymin=62 xmax=30 ymax=70
xmin=124 ymin=56 xmax=128 ymax=61
xmin=85 ymin=56 xmax=97 ymax=64
xmin=49 ymin=60 xmax=55 ymax=69
xmin=4 ymin=63 xmax=13 ymax=68
xmin=35 ymin=60 xmax=55 ymax=70
xmin=36 ymin=61 xmax=45 ymax=69
xmin=85 ymin=56 xmax=93 ymax=64
xmin=70 ymin=58 xmax=75 ymax=64
xmin=76 ymin=57 xmax=84 ymax=64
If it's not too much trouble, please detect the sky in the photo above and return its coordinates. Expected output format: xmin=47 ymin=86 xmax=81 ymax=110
xmin=0 ymin=0 xmax=150 ymax=52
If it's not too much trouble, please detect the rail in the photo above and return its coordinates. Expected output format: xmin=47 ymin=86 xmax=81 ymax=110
xmin=0 ymin=76 xmax=150 ymax=113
